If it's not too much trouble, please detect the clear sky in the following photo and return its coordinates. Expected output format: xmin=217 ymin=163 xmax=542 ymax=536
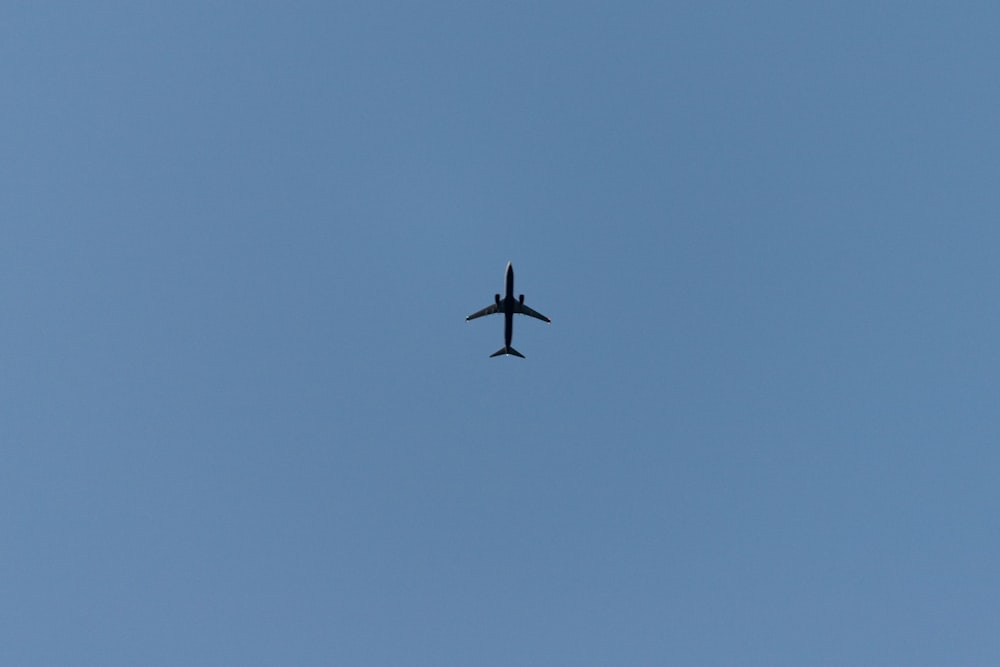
xmin=3 ymin=3 xmax=999 ymax=665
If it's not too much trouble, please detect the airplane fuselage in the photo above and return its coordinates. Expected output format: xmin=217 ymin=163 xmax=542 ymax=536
xmin=501 ymin=262 xmax=516 ymax=348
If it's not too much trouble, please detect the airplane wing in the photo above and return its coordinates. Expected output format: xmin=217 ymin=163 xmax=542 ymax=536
xmin=466 ymin=303 xmax=499 ymax=321
xmin=516 ymin=303 xmax=551 ymax=323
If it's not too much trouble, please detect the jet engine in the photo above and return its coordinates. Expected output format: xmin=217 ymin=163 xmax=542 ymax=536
xmin=494 ymin=293 xmax=501 ymax=305
xmin=519 ymin=294 xmax=524 ymax=305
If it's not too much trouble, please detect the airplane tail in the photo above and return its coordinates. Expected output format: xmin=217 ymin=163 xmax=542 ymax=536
xmin=490 ymin=346 xmax=525 ymax=358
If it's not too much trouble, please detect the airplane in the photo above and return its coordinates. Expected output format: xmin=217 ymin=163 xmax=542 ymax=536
xmin=466 ymin=261 xmax=550 ymax=358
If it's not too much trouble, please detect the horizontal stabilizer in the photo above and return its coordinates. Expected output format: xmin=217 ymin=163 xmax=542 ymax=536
xmin=490 ymin=346 xmax=525 ymax=359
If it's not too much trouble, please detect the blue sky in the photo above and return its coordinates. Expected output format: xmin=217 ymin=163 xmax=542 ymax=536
xmin=3 ymin=3 xmax=999 ymax=665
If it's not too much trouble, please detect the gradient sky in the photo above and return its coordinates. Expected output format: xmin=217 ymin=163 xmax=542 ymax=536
xmin=3 ymin=3 xmax=1000 ymax=665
